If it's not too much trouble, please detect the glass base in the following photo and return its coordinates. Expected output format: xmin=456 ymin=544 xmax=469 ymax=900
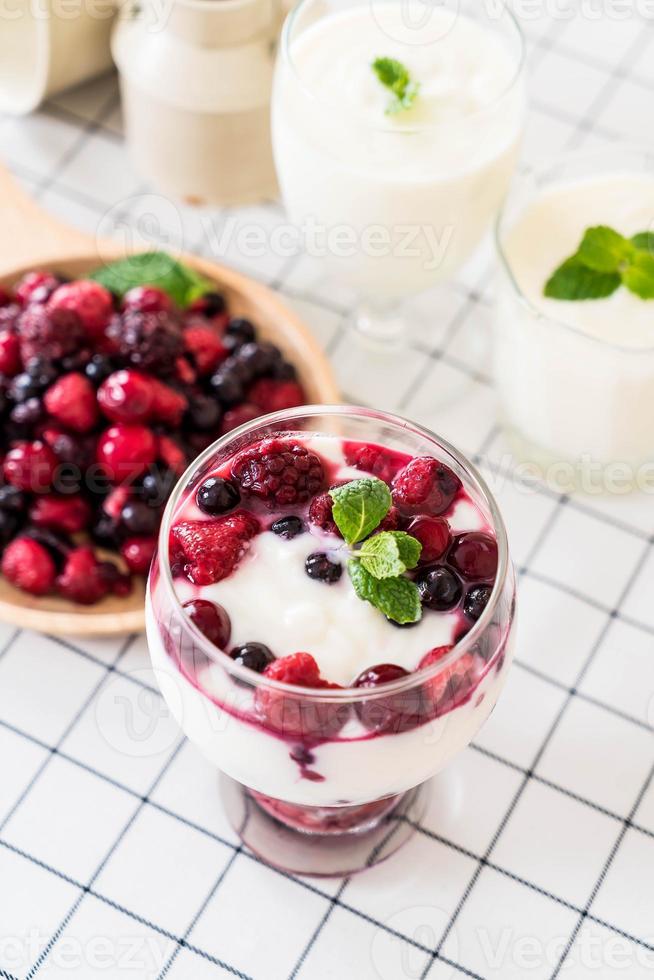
xmin=349 ymin=301 xmax=407 ymax=348
xmin=220 ymin=774 xmax=429 ymax=877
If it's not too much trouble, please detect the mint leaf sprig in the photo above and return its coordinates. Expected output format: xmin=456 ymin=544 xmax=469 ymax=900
xmin=544 ymin=226 xmax=654 ymax=301
xmin=90 ymin=252 xmax=214 ymax=307
xmin=328 ymin=478 xmax=422 ymax=624
xmin=372 ymin=57 xmax=420 ymax=115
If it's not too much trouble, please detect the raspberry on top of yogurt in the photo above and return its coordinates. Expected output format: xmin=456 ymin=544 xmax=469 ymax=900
xmin=168 ymin=435 xmax=500 ymax=727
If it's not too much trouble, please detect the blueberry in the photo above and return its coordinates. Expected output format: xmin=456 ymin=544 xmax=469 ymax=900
xmin=305 ymin=552 xmax=342 ymax=584
xmin=120 ymin=500 xmax=159 ymax=535
xmin=464 ymin=584 xmax=493 ymax=622
xmin=85 ymin=354 xmax=114 ymax=386
xmin=230 ymin=642 xmax=275 ymax=673
xmin=24 ymin=527 xmax=71 ymax=569
xmin=186 ymin=393 xmax=221 ymax=431
xmin=209 ymin=370 xmax=244 ymax=406
xmin=10 ymin=397 xmax=42 ymax=427
xmin=271 ymin=515 xmax=304 ymax=539
xmin=0 ymin=510 xmax=19 ymax=544
xmin=196 ymin=477 xmax=240 ymax=515
xmin=139 ymin=467 xmax=177 ymax=506
xmin=10 ymin=372 xmax=42 ymax=402
xmin=92 ymin=515 xmax=122 ymax=547
xmin=200 ymin=291 xmax=226 ymax=318
xmin=0 ymin=485 xmax=26 ymax=512
xmin=272 ymin=361 xmax=298 ymax=382
xmin=236 ymin=342 xmax=280 ymax=378
xmin=226 ymin=317 xmax=256 ymax=344
xmin=416 ymin=565 xmax=462 ymax=611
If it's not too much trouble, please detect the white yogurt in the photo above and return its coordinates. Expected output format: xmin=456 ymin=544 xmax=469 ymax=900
xmin=495 ymin=173 xmax=654 ymax=473
xmin=147 ymin=596 xmax=514 ymax=806
xmin=272 ymin=3 xmax=524 ymax=297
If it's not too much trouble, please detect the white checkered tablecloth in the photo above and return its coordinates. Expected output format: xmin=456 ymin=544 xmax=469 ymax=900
xmin=1 ymin=5 xmax=654 ymax=979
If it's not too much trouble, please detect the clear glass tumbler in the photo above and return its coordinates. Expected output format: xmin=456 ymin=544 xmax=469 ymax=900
xmin=494 ymin=146 xmax=654 ymax=491
xmin=146 ymin=406 xmax=516 ymax=876
xmin=272 ymin=0 xmax=525 ymax=345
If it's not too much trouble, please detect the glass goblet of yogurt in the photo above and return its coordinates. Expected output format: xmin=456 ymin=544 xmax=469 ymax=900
xmin=272 ymin=0 xmax=525 ymax=344
xmin=494 ymin=147 xmax=654 ymax=492
xmin=146 ymin=406 xmax=515 ymax=876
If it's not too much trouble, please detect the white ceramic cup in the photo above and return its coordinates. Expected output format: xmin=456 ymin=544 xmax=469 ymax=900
xmin=0 ymin=0 xmax=116 ymax=115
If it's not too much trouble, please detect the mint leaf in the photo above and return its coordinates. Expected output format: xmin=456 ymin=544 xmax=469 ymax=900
xmin=623 ymin=250 xmax=654 ymax=299
xmin=329 ymin=478 xmax=391 ymax=545
xmin=372 ymin=57 xmax=420 ymax=115
xmin=544 ymin=257 xmax=621 ymax=301
xmin=386 ymin=531 xmax=422 ymax=569
xmin=90 ymin=252 xmax=214 ymax=307
xmin=631 ymin=232 xmax=654 ymax=253
xmin=348 ymin=560 xmax=422 ymax=625
xmin=358 ymin=534 xmax=405 ymax=579
xmin=577 ymin=226 xmax=633 ymax=273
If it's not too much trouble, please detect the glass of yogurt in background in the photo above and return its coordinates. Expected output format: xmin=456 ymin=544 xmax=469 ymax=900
xmin=494 ymin=147 xmax=654 ymax=491
xmin=272 ymin=0 xmax=525 ymax=344
xmin=146 ymin=406 xmax=516 ymax=876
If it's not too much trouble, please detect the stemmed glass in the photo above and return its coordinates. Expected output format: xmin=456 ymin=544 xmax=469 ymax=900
xmin=271 ymin=0 xmax=526 ymax=346
xmin=146 ymin=406 xmax=516 ymax=876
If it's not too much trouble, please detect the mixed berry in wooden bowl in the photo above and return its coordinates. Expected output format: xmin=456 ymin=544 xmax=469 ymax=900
xmin=0 ymin=254 xmax=309 ymax=606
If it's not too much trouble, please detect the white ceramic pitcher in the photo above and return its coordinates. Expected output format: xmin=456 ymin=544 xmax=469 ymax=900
xmin=112 ymin=0 xmax=279 ymax=205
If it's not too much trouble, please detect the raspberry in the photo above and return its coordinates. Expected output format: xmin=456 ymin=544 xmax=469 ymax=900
xmin=2 ymin=537 xmax=56 ymax=595
xmin=30 ymin=494 xmax=91 ymax=533
xmin=44 ymin=372 xmax=98 ymax=433
xmin=420 ymin=648 xmax=477 ymax=717
xmin=14 ymin=271 xmax=60 ymax=306
xmin=47 ymin=280 xmax=113 ymax=339
xmin=171 ymin=510 xmax=260 ymax=585
xmin=4 ymin=441 xmax=58 ymax=492
xmin=106 ymin=309 xmax=183 ymax=374
xmin=220 ymin=403 xmax=260 ymax=434
xmin=120 ymin=536 xmax=157 ymax=574
xmin=98 ymin=370 xmax=156 ymax=423
xmin=18 ymin=305 xmax=87 ymax=365
xmin=96 ymin=424 xmax=158 ymax=482
xmin=0 ymin=331 xmax=21 ymax=376
xmin=231 ymin=439 xmax=325 ymax=508
xmin=157 ymin=434 xmax=186 ymax=475
xmin=256 ymin=653 xmax=349 ymax=739
xmin=392 ymin=456 xmax=461 ymax=517
xmin=56 ymin=546 xmax=110 ymax=604
xmin=247 ymin=378 xmax=305 ymax=413
xmin=122 ymin=286 xmax=173 ymax=314
xmin=343 ymin=441 xmax=410 ymax=484
xmin=308 ymin=492 xmax=340 ymax=536
xmin=183 ymin=323 xmax=228 ymax=376
xmin=0 ymin=304 xmax=21 ymax=335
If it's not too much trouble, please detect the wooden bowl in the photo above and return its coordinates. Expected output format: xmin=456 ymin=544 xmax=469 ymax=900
xmin=0 ymin=165 xmax=339 ymax=636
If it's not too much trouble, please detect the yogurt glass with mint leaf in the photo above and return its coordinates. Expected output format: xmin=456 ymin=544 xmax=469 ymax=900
xmin=272 ymin=0 xmax=525 ymax=345
xmin=146 ymin=406 xmax=515 ymax=875
xmin=494 ymin=147 xmax=654 ymax=489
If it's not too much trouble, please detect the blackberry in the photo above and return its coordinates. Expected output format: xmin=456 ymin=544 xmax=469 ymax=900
xmin=18 ymin=305 xmax=86 ymax=364
xmin=106 ymin=309 xmax=183 ymax=374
